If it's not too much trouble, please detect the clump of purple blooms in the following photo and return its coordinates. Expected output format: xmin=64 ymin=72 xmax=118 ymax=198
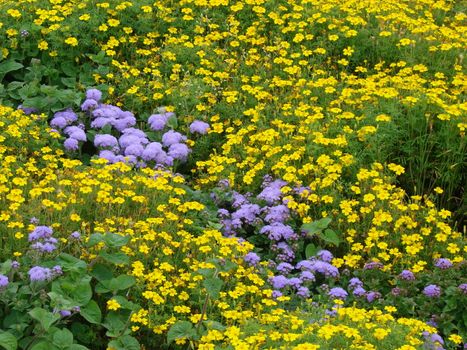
xmin=48 ymin=88 xmax=209 ymax=167
xmin=28 ymin=225 xmax=58 ymax=253
xmin=0 ymin=274 xmax=8 ymax=289
xmin=423 ymin=284 xmax=441 ymax=298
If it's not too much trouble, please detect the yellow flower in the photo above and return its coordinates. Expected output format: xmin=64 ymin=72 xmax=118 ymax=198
xmin=38 ymin=41 xmax=49 ymax=51
xmin=107 ymin=299 xmax=121 ymax=311
xmin=64 ymin=37 xmax=78 ymax=47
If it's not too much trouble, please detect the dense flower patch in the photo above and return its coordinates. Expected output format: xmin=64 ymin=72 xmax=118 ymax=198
xmin=0 ymin=0 xmax=465 ymax=348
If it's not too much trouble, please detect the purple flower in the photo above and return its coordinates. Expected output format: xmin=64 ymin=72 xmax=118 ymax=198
xmin=30 ymin=217 xmax=40 ymax=224
xmin=272 ymin=290 xmax=283 ymax=298
xmin=148 ymin=113 xmax=168 ymax=131
xmin=0 ymin=274 xmax=8 ymax=288
xmin=52 ymin=265 xmax=63 ymax=276
xmin=91 ymin=117 xmax=111 ymax=129
xmin=64 ymin=138 xmax=79 ymax=151
xmin=300 ymin=271 xmax=315 ymax=282
xmin=94 ymin=134 xmax=118 ymax=149
xmin=81 ymin=98 xmax=99 ymax=111
xmin=391 ymin=287 xmax=402 ymax=296
xmin=309 ymin=261 xmax=339 ymax=278
xmin=189 ymin=120 xmax=210 ymax=134
xmin=288 ymin=277 xmax=302 ymax=289
xmin=257 ymin=179 xmax=287 ymax=204
xmin=59 ymin=310 xmax=72 ymax=317
xmin=244 ymin=252 xmax=260 ymax=266
xmin=297 ymin=286 xmax=310 ymax=298
xmin=119 ymin=134 xmax=147 ymax=149
xmin=260 ymin=223 xmax=295 ymax=241
xmin=423 ymin=284 xmax=441 ymax=298
xmin=70 ymin=231 xmax=81 ymax=239
xmin=459 ymin=283 xmax=467 ymax=295
xmin=274 ymin=242 xmax=295 ymax=262
xmin=99 ymin=150 xmax=117 ymax=163
xmin=348 ymin=277 xmax=363 ymax=290
xmin=18 ymin=105 xmax=38 ymax=115
xmin=31 ymin=242 xmax=56 ymax=253
xmin=50 ymin=116 xmax=68 ymax=129
xmin=86 ymin=88 xmax=102 ymax=101
xmin=124 ymin=143 xmax=144 ymax=157
xmin=264 ymin=205 xmax=290 ymax=223
xmin=270 ymin=275 xmax=288 ymax=289
xmin=399 ymin=270 xmax=416 ymax=281
xmin=142 ymin=142 xmax=164 ymax=161
xmin=328 ymin=287 xmax=348 ymax=300
xmin=317 ymin=250 xmax=333 ymax=262
xmin=232 ymin=204 xmax=261 ymax=227
xmin=296 ymin=260 xmax=314 ymax=270
xmin=28 ymin=266 xmax=52 ymax=282
xmin=167 ymin=143 xmax=190 ymax=161
xmin=54 ymin=109 xmax=77 ymax=123
xmin=162 ymin=130 xmax=186 ymax=147
xmin=353 ymin=286 xmax=366 ymax=297
xmin=364 ymin=261 xmax=384 ymax=270
xmin=11 ymin=261 xmax=20 ymax=269
xmin=29 ymin=226 xmax=53 ymax=241
xmin=276 ymin=262 xmax=294 ymax=274
xmin=434 ymin=258 xmax=452 ymax=269
xmin=366 ymin=291 xmax=381 ymax=303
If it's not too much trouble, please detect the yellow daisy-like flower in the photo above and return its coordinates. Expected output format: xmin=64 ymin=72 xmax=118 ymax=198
xmin=64 ymin=37 xmax=78 ymax=47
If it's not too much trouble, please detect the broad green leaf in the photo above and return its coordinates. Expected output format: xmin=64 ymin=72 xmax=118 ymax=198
xmin=68 ymin=345 xmax=89 ymax=350
xmin=30 ymin=341 xmax=59 ymax=350
xmin=302 ymin=217 xmax=332 ymax=236
xmin=0 ymin=260 xmax=12 ymax=274
xmin=0 ymin=60 xmax=23 ymax=77
xmin=321 ymin=229 xmax=342 ymax=246
xmin=203 ymin=277 xmax=223 ymax=299
xmin=90 ymin=263 xmax=113 ymax=282
xmin=166 ymin=115 xmax=178 ymax=129
xmin=0 ymin=331 xmax=17 ymax=350
xmin=103 ymin=233 xmax=129 ymax=248
xmin=56 ymin=253 xmax=86 ymax=272
xmin=86 ymin=233 xmax=104 ymax=247
xmin=99 ymin=252 xmax=129 ymax=265
xmin=202 ymin=320 xmax=226 ymax=331
xmin=52 ymin=329 xmax=73 ymax=347
xmin=167 ymin=321 xmax=196 ymax=344
xmin=80 ymin=300 xmax=102 ymax=324
xmin=103 ymin=275 xmax=136 ymax=292
xmin=305 ymin=243 xmax=321 ymax=259
xmin=28 ymin=308 xmax=60 ymax=331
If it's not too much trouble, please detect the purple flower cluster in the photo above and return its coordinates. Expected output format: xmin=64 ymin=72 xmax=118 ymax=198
xmin=0 ymin=274 xmax=8 ymax=289
xmin=423 ymin=284 xmax=441 ymax=298
xmin=49 ymin=89 xmax=200 ymax=167
xmin=28 ymin=226 xmax=57 ymax=253
xmin=434 ymin=258 xmax=452 ymax=269
xmin=28 ymin=265 xmax=62 ymax=282
xmin=399 ymin=269 xmax=416 ymax=281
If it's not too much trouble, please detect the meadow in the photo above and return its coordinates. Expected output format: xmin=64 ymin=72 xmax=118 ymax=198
xmin=0 ymin=0 xmax=465 ymax=349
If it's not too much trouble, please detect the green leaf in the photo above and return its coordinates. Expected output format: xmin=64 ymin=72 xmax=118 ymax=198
xmin=52 ymin=329 xmax=73 ymax=348
xmin=302 ymin=217 xmax=332 ymax=236
xmin=56 ymin=253 xmax=86 ymax=273
xmin=103 ymin=275 xmax=136 ymax=292
xmin=80 ymin=300 xmax=102 ymax=324
xmin=107 ymin=336 xmax=139 ymax=350
xmin=0 ymin=331 xmax=17 ymax=350
xmin=90 ymin=263 xmax=113 ymax=282
xmin=0 ymin=260 xmax=12 ymax=274
xmin=203 ymin=277 xmax=223 ymax=299
xmin=67 ymin=345 xmax=89 ymax=350
xmin=321 ymin=229 xmax=342 ymax=246
xmin=166 ymin=115 xmax=178 ymax=129
xmin=103 ymin=233 xmax=129 ymax=248
xmin=305 ymin=243 xmax=321 ymax=259
xmin=167 ymin=321 xmax=196 ymax=344
xmin=0 ymin=60 xmax=23 ymax=78
xmin=70 ymin=279 xmax=92 ymax=306
xmin=30 ymin=341 xmax=59 ymax=350
xmin=28 ymin=308 xmax=60 ymax=332
xmin=86 ymin=233 xmax=104 ymax=247
xmin=202 ymin=320 xmax=226 ymax=331
xmin=99 ymin=251 xmax=129 ymax=265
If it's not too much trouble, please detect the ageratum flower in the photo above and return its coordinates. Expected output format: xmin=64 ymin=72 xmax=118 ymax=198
xmin=434 ymin=258 xmax=452 ymax=269
xmin=243 ymin=252 xmax=260 ymax=266
xmin=459 ymin=283 xmax=467 ymax=295
xmin=366 ymin=291 xmax=381 ymax=302
xmin=232 ymin=204 xmax=261 ymax=227
xmin=28 ymin=266 xmax=52 ymax=282
xmin=148 ymin=113 xmax=169 ymax=131
xmin=64 ymin=138 xmax=79 ymax=151
xmin=264 ymin=204 xmax=290 ymax=223
xmin=86 ymin=88 xmax=102 ymax=101
xmin=124 ymin=143 xmax=145 ymax=157
xmin=257 ymin=179 xmax=287 ymax=204
xmin=353 ymin=286 xmax=366 ymax=297
xmin=297 ymin=286 xmax=310 ymax=298
xmin=399 ymin=270 xmax=416 ymax=281
xmin=0 ymin=274 xmax=8 ymax=289
xmin=141 ymin=142 xmax=164 ymax=162
xmin=260 ymin=222 xmax=295 ymax=241
xmin=275 ymin=242 xmax=295 ymax=262
xmin=423 ymin=284 xmax=441 ymax=298
xmin=54 ymin=109 xmax=78 ymax=123
xmin=29 ymin=226 xmax=53 ymax=241
xmin=328 ymin=287 xmax=348 ymax=300
xmin=162 ymin=130 xmax=186 ymax=147
xmin=94 ymin=134 xmax=118 ymax=149
xmin=81 ymin=98 xmax=99 ymax=111
xmin=288 ymin=277 xmax=302 ymax=289
xmin=270 ymin=275 xmax=288 ymax=289
xmin=300 ymin=271 xmax=315 ymax=282
xmin=189 ymin=120 xmax=210 ymax=134
xmin=317 ymin=249 xmax=333 ymax=262
xmin=168 ymin=143 xmax=190 ymax=161
xmin=50 ymin=116 xmax=68 ymax=129
xmin=348 ymin=277 xmax=364 ymax=290
xmin=276 ymin=262 xmax=294 ymax=274
xmin=99 ymin=150 xmax=117 ymax=163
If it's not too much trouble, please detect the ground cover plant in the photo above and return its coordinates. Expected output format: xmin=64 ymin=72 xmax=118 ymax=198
xmin=0 ymin=0 xmax=465 ymax=349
